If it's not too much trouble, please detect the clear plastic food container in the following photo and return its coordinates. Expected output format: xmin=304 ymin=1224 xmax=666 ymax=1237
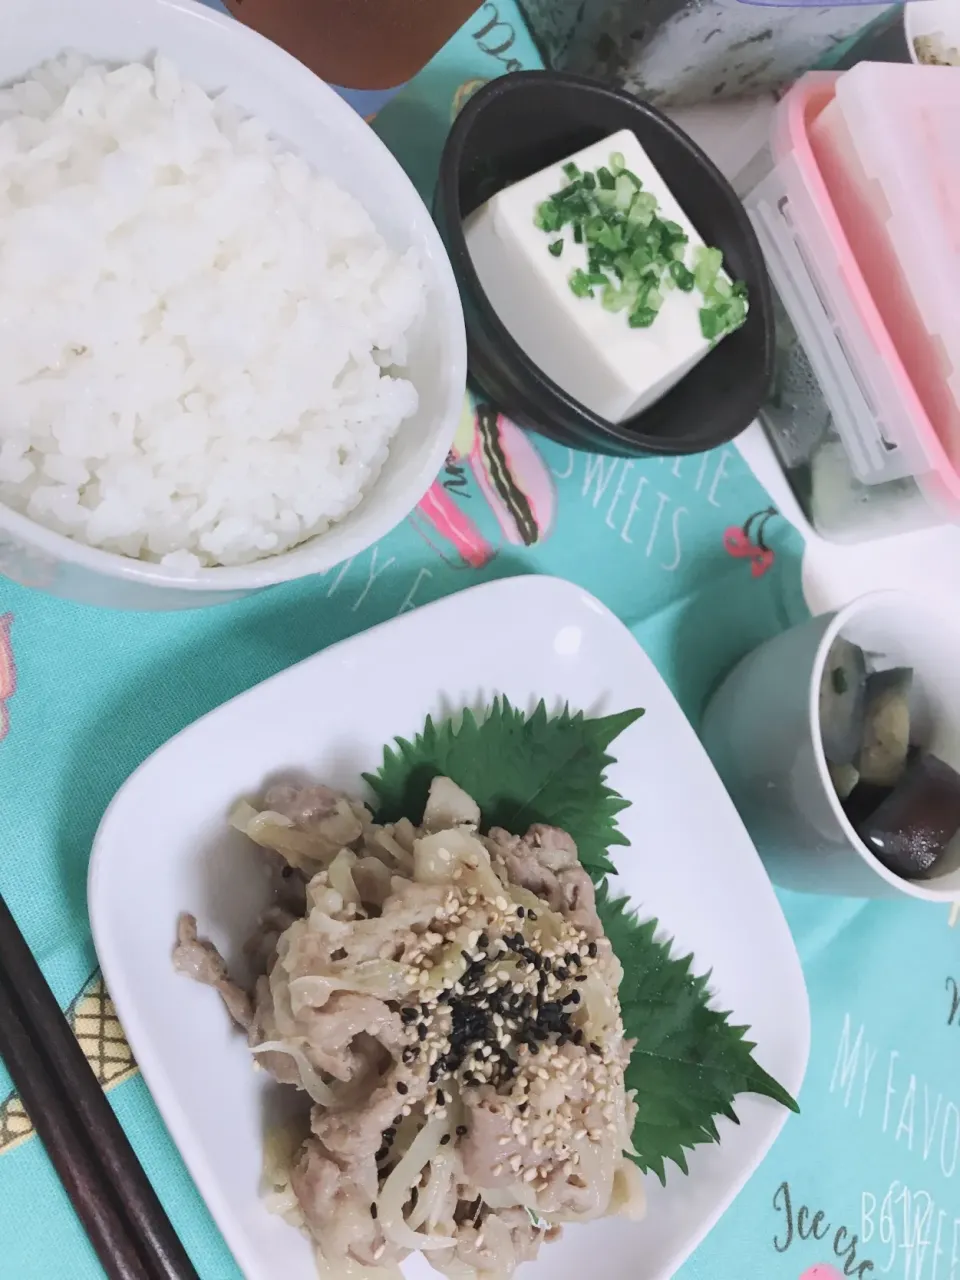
xmin=743 ymin=71 xmax=960 ymax=543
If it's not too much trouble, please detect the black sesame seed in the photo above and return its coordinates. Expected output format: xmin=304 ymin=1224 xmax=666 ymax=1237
xmin=376 ymin=1146 xmax=388 ymax=1162
xmin=394 ymin=1115 xmax=403 ymax=1125
xmin=516 ymin=907 xmax=525 ymax=919
xmin=397 ymin=1081 xmax=409 ymax=1094
xmin=573 ymin=1030 xmax=584 ymax=1046
xmin=417 ymin=1024 xmax=428 ymax=1041
xmin=565 ymin=953 xmax=578 ymax=966
xmin=440 ymin=1133 xmax=451 ymax=1145
xmin=576 ymin=974 xmax=588 ymax=982
xmin=518 ymin=1101 xmax=529 ymax=1114
xmin=330 ymin=947 xmax=347 ymax=961
xmin=590 ymin=1041 xmax=602 ymax=1054
xmin=436 ymin=1090 xmax=446 ymax=1105
xmin=456 ymin=1125 xmax=468 ymax=1136
xmin=400 ymin=1007 xmax=418 ymax=1023
xmin=281 ymin=865 xmax=293 ymax=879
xmin=429 ymin=1063 xmax=441 ymax=1083
xmin=556 ymin=967 xmax=570 ymax=981
xmin=563 ymin=991 xmax=581 ymax=1006
xmin=588 ymin=942 xmax=598 ymax=959
xmin=529 ymin=1042 xmax=540 ymax=1056
xmin=542 ymin=958 xmax=553 ymax=974
xmin=528 ymin=911 xmax=538 ymax=921
xmin=370 ymin=1202 xmax=378 ymax=1219
xmin=478 ymin=932 xmax=489 ymax=949
xmin=402 ymin=1047 xmax=419 ymax=1064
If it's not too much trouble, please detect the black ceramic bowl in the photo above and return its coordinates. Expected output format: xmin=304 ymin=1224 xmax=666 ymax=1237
xmin=435 ymin=71 xmax=775 ymax=458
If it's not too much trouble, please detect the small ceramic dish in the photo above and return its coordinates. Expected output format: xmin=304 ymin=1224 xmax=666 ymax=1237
xmin=434 ymin=72 xmax=774 ymax=459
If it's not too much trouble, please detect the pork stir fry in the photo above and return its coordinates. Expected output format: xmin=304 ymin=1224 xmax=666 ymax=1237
xmin=174 ymin=777 xmax=643 ymax=1279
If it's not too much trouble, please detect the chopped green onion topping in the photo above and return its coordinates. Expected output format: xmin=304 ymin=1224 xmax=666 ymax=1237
xmin=534 ymin=150 xmax=749 ymax=341
xmin=669 ymin=260 xmax=695 ymax=291
xmin=699 ymin=307 xmax=724 ymax=341
xmin=629 ymin=306 xmax=657 ymax=329
xmin=569 ymin=268 xmax=594 ymax=298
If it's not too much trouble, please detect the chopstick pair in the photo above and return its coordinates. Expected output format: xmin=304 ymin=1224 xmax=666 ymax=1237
xmin=0 ymin=893 xmax=200 ymax=1280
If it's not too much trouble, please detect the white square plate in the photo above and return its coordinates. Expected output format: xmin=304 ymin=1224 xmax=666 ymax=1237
xmin=89 ymin=576 xmax=810 ymax=1280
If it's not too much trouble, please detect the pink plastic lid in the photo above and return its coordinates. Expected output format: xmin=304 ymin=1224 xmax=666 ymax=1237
xmin=769 ymin=71 xmax=960 ymax=519
xmin=810 ymin=64 xmax=960 ymax=471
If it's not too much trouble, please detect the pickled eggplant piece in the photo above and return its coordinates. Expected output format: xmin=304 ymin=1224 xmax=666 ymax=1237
xmin=857 ymin=753 xmax=960 ymax=880
xmin=828 ymin=762 xmax=860 ymax=801
xmin=819 ymin=637 xmax=867 ymax=765
xmin=843 ymin=781 xmax=892 ymax=829
xmin=858 ymin=667 xmax=913 ymax=787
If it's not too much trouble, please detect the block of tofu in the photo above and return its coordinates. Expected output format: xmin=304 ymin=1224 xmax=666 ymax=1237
xmin=464 ymin=128 xmax=734 ymax=424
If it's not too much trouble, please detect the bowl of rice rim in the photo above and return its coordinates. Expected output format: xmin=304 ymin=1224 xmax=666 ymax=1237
xmin=0 ymin=0 xmax=466 ymax=610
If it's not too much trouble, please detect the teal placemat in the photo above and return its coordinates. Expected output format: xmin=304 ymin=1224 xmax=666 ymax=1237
xmin=2 ymin=8 xmax=949 ymax=1280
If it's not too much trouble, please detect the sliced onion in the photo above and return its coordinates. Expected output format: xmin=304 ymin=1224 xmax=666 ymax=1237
xmin=250 ymin=1039 xmax=340 ymax=1106
xmin=378 ymin=1117 xmax=457 ymax=1251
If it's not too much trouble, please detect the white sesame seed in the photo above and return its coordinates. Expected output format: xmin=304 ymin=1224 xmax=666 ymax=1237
xmin=373 ymin=1245 xmax=386 ymax=1261
xmin=523 ymin=1167 xmax=538 ymax=1183
xmin=492 ymin=1163 xmax=503 ymax=1177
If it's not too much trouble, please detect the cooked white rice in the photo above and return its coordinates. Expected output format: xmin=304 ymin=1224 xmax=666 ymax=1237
xmin=0 ymin=54 xmax=425 ymax=570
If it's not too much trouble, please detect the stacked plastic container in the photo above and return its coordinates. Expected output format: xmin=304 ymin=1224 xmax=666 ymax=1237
xmin=743 ymin=63 xmax=960 ymax=542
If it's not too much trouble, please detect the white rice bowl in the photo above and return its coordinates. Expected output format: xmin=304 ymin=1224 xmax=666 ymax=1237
xmin=0 ymin=52 xmax=428 ymax=572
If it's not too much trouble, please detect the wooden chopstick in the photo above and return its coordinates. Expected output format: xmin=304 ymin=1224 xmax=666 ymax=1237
xmin=0 ymin=964 xmax=149 ymax=1279
xmin=0 ymin=894 xmax=200 ymax=1280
